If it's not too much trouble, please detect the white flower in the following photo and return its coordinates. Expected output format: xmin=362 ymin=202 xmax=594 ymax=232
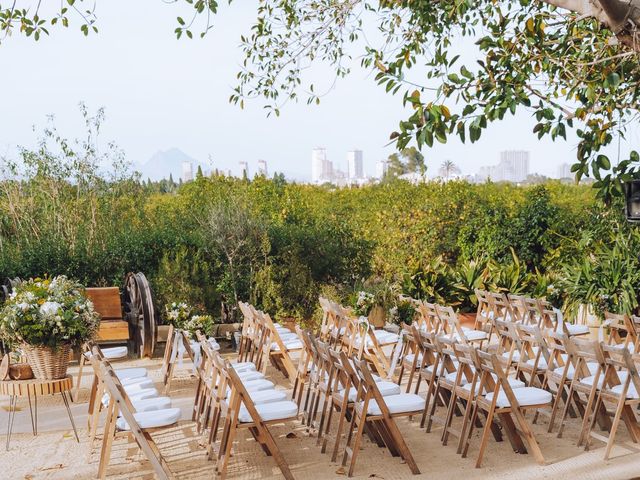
xmin=40 ymin=301 xmax=62 ymax=316
xmin=17 ymin=302 xmax=30 ymax=312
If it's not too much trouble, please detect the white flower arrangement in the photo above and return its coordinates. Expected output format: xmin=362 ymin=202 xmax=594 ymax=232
xmin=0 ymin=276 xmax=100 ymax=349
xmin=165 ymin=302 xmax=215 ymax=336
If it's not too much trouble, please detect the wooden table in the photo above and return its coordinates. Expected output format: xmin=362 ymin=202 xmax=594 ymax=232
xmin=0 ymin=375 xmax=79 ymax=450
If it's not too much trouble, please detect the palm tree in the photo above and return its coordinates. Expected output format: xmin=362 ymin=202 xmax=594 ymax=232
xmin=439 ymin=160 xmax=461 ymax=180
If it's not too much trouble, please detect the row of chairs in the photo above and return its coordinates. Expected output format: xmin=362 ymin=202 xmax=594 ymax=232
xmin=399 ymin=293 xmax=640 ymax=464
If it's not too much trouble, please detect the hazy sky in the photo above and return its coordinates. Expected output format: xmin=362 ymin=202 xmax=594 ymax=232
xmin=0 ymin=1 xmax=636 ymax=180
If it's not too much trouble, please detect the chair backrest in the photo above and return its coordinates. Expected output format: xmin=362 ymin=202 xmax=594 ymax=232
xmin=571 ymin=336 xmax=606 ymax=383
xmin=601 ymin=343 xmax=640 ymax=395
xmin=492 ymin=317 xmax=522 ymax=369
xmin=515 ymin=323 xmax=550 ymax=366
xmin=603 ymin=311 xmax=634 ymax=348
xmin=435 ymin=304 xmax=469 ymax=344
xmin=485 ymin=291 xmax=513 ymax=321
xmin=474 ymin=289 xmax=492 ymax=330
xmin=544 ymin=330 xmax=571 ymax=375
xmin=536 ymin=299 xmax=559 ymax=330
xmin=452 ymin=342 xmax=481 ymax=393
xmin=416 ymin=301 xmax=442 ymax=334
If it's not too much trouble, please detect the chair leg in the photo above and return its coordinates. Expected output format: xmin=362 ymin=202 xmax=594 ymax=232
xmin=74 ymin=355 xmax=86 ymax=402
xmin=603 ymin=398 xmax=626 ymax=460
xmin=97 ymin=398 xmax=118 ymax=480
xmin=475 ymin=407 xmax=495 ymax=468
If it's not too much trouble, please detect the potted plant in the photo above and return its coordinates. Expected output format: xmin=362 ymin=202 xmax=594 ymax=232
xmin=388 ymin=298 xmax=418 ymax=326
xmin=0 ymin=276 xmax=100 ymax=380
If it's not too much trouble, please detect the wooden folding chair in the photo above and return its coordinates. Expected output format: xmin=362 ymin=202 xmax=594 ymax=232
xmin=583 ymin=344 xmax=640 ymax=459
xmin=162 ymin=328 xmax=196 ymax=393
xmin=463 ymin=349 xmax=551 ymax=467
xmin=343 ymin=357 xmax=424 ymax=476
xmin=557 ymin=336 xmax=610 ymax=444
xmin=514 ymin=323 xmax=550 ymax=387
xmin=396 ymin=322 xmax=421 ymax=392
xmin=94 ymin=346 xmax=180 ymax=480
xmin=436 ymin=304 xmax=488 ymax=346
xmin=424 ymin=335 xmax=462 ymax=433
xmin=215 ymin=358 xmax=298 ymax=480
xmin=441 ymin=340 xmax=480 ymax=449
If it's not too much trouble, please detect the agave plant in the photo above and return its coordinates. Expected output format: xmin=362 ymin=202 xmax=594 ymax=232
xmin=487 ymin=249 xmax=532 ymax=296
xmin=450 ymin=259 xmax=490 ymax=313
xmin=402 ymin=256 xmax=454 ymax=305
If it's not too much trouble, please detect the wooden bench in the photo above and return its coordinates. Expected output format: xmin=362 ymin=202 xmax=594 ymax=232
xmin=86 ymin=287 xmax=129 ymax=343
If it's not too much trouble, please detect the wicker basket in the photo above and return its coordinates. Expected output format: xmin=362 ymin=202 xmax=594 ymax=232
xmin=22 ymin=343 xmax=72 ymax=380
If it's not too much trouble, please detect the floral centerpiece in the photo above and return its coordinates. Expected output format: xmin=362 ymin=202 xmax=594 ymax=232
xmin=165 ymin=302 xmax=214 ymax=336
xmin=182 ymin=314 xmax=214 ymax=337
xmin=0 ymin=276 xmax=100 ymax=379
xmin=165 ymin=302 xmax=193 ymax=327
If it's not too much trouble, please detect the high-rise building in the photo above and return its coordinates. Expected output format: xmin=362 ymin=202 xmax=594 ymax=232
xmin=257 ymin=159 xmax=268 ymax=177
xmin=375 ymin=159 xmax=388 ymax=179
xmin=311 ymin=147 xmax=333 ymax=184
xmin=181 ymin=161 xmax=193 ymax=182
xmin=347 ymin=149 xmax=364 ymax=180
xmin=476 ymin=151 xmax=530 ymax=183
xmin=500 ymin=150 xmax=530 ymax=182
xmin=239 ymin=161 xmax=249 ymax=178
xmin=557 ymin=162 xmax=572 ymax=179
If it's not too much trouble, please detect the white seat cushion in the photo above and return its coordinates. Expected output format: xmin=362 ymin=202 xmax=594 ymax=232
xmin=525 ymin=353 xmax=568 ymax=370
xmin=232 ymin=362 xmax=256 ymax=372
xmin=404 ymin=353 xmax=423 ymax=365
xmin=271 ymin=341 xmax=303 ymax=351
xmin=557 ymin=323 xmax=589 ymax=336
xmin=364 ymin=393 xmax=425 ymax=415
xmin=501 ymin=351 xmax=521 ymax=362
xmin=339 ymin=381 xmax=401 ymax=402
xmin=246 ymin=389 xmax=289 ymax=404
xmin=279 ymin=332 xmax=299 ymax=342
xmin=582 ymin=371 xmax=629 ymax=389
xmin=115 ymin=367 xmax=148 ymax=380
xmin=237 ymin=370 xmax=265 ymax=382
xmin=553 ymin=362 xmax=599 ymax=380
xmin=121 ymin=376 xmax=154 ymax=390
xmin=84 ymin=346 xmax=128 ymax=360
xmin=374 ymin=331 xmax=399 ymax=344
xmin=454 ymin=330 xmax=488 ymax=342
xmin=131 ymin=396 xmax=173 ymax=412
xmin=238 ymin=400 xmax=298 ymax=423
xmin=243 ymin=379 xmax=275 ymax=391
xmin=102 ymin=386 xmax=159 ymax=407
xmin=484 ymin=387 xmax=552 ymax=407
xmin=461 ymin=377 xmax=525 ymax=396
xmin=116 ymin=407 xmax=181 ymax=431
xmin=611 ymin=382 xmax=640 ymax=399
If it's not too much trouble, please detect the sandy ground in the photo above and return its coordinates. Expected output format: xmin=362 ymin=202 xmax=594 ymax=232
xmin=1 ymin=352 xmax=640 ymax=480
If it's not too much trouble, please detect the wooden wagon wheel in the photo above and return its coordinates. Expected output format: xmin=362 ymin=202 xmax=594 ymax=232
xmin=1 ymin=277 xmax=20 ymax=303
xmin=122 ymin=272 xmax=158 ymax=358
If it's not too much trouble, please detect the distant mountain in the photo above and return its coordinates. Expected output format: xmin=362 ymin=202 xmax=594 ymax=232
xmin=136 ymin=148 xmax=207 ymax=181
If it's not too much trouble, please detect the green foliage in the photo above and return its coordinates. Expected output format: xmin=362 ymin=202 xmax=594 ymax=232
xmin=558 ymin=230 xmax=640 ymax=319
xmin=5 ymin=114 xmax=639 ymax=323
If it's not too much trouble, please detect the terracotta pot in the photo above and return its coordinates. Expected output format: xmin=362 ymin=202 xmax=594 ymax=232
xmin=368 ymin=305 xmax=386 ymax=328
xmin=458 ymin=312 xmax=477 ymax=328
